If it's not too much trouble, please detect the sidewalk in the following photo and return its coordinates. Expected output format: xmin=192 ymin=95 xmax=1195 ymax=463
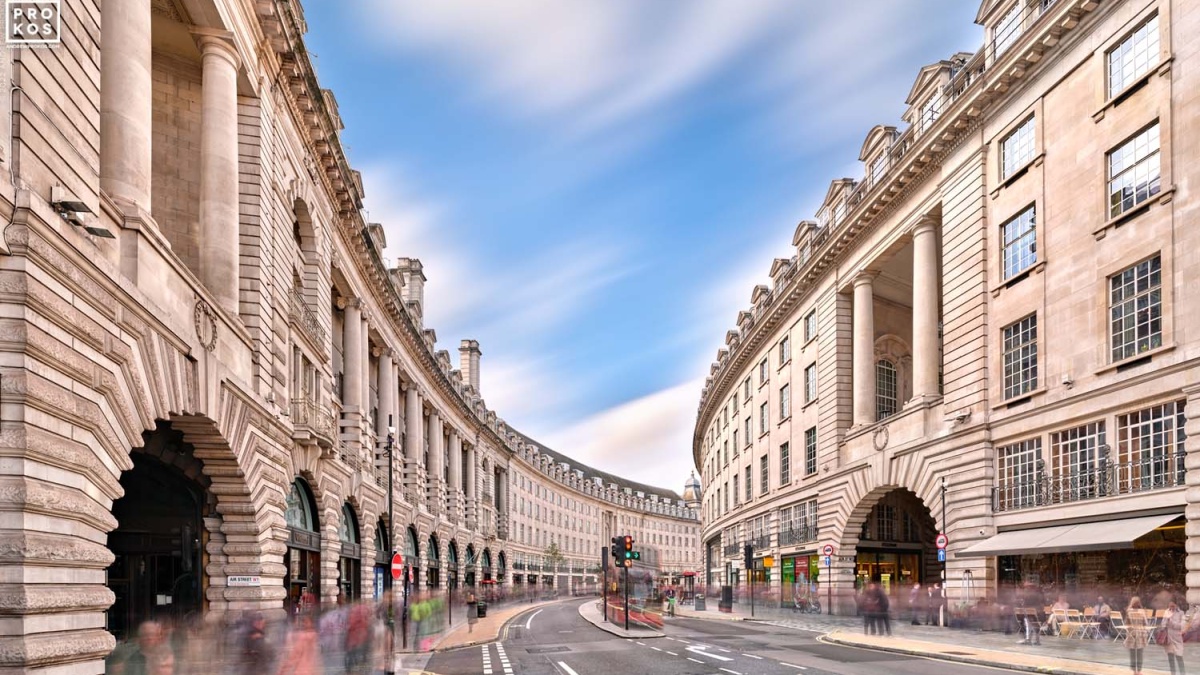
xmin=674 ymin=600 xmax=1180 ymax=675
xmin=577 ymin=598 xmax=665 ymax=638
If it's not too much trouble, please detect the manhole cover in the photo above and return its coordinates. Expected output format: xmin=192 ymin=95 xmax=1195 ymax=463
xmin=526 ymin=646 xmax=570 ymax=654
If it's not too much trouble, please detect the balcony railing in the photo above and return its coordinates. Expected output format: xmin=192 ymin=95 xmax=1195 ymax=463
xmin=778 ymin=525 xmax=819 ymax=547
xmin=291 ymin=398 xmax=335 ymax=448
xmin=751 ymin=535 xmax=771 ymax=550
xmin=992 ymin=455 xmax=1186 ymax=512
xmin=722 ymin=543 xmax=739 ymax=556
xmin=289 ymin=288 xmax=326 ymax=346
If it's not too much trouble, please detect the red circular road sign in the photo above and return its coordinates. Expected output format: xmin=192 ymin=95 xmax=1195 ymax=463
xmin=936 ymin=533 xmax=948 ymax=549
xmin=391 ymin=553 xmax=403 ymax=579
xmin=822 ymin=544 xmax=834 ymax=556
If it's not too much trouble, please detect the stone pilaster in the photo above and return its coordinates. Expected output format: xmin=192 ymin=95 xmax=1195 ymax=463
xmin=852 ymin=273 xmax=877 ymax=426
xmin=1183 ymin=385 xmax=1200 ymax=607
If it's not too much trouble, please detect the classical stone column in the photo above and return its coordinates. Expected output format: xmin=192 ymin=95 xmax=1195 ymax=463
xmin=449 ymin=430 xmax=463 ymax=514
xmin=428 ymin=410 xmax=444 ymax=512
xmin=195 ymin=34 xmax=241 ymax=316
xmin=911 ymin=218 xmax=941 ymax=403
xmin=852 ymin=273 xmax=877 ymax=426
xmin=404 ymin=386 xmax=421 ymax=463
xmin=100 ymin=0 xmax=151 ymax=210
xmin=466 ymin=445 xmax=478 ymax=523
xmin=1184 ymin=385 xmax=1200 ymax=607
xmin=360 ymin=313 xmax=370 ymax=423
xmin=343 ymin=300 xmax=362 ymax=412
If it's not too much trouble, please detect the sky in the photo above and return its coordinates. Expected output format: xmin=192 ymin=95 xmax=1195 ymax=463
xmin=302 ymin=0 xmax=983 ymax=495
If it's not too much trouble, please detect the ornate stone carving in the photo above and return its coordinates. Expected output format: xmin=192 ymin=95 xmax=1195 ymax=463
xmin=873 ymin=425 xmax=889 ymax=452
xmin=194 ymin=299 xmax=218 ymax=352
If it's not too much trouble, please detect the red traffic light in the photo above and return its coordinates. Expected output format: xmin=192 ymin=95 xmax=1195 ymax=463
xmin=623 ymin=535 xmax=633 ymax=551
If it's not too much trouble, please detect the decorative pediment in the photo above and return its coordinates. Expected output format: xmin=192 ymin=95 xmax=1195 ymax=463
xmin=724 ymin=329 xmax=740 ymax=347
xmin=821 ymin=178 xmax=856 ymax=210
xmin=792 ymin=220 xmax=818 ymax=246
xmin=716 ymin=347 xmax=729 ymax=363
xmin=975 ymin=0 xmax=1012 ymax=25
xmin=905 ymin=62 xmax=949 ymax=106
xmin=737 ymin=311 xmax=753 ymax=332
xmin=769 ymin=257 xmax=793 ymax=280
xmin=750 ymin=284 xmax=770 ymax=305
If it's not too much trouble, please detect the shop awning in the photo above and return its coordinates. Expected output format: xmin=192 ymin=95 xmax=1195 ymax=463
xmin=957 ymin=514 xmax=1180 ymax=558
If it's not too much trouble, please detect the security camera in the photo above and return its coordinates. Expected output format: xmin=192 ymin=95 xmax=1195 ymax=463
xmin=979 ymin=529 xmax=985 ymax=536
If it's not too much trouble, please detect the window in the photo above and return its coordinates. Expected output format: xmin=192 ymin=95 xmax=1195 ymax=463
xmin=992 ymin=2 xmax=1022 ymax=57
xmin=1000 ymin=116 xmax=1035 ymax=179
xmin=1001 ymin=205 xmax=1037 ymax=280
xmin=918 ymin=92 xmax=941 ymax=132
xmin=804 ymin=363 xmax=817 ymax=403
xmin=1110 ymin=255 xmax=1162 ymax=361
xmin=779 ymin=384 xmax=791 ymax=419
xmin=744 ymin=466 xmax=751 ymax=501
xmin=1050 ymin=421 xmax=1106 ymax=502
xmin=732 ymin=475 xmax=739 ymax=506
xmin=743 ymin=377 xmax=751 ymax=403
xmin=744 ymin=417 xmax=751 ymax=446
xmin=721 ymin=485 xmax=727 ymax=513
xmin=779 ymin=442 xmax=790 ymax=486
xmin=760 ymin=455 xmax=769 ymax=495
xmin=870 ymin=156 xmax=887 ymax=186
xmin=998 ymin=438 xmax=1041 ymax=510
xmin=1117 ymin=400 xmax=1186 ymax=491
xmin=805 ymin=427 xmax=817 ymax=475
xmin=723 ymin=440 xmax=728 ymax=466
xmin=732 ymin=392 xmax=738 ymax=414
xmin=758 ymin=359 xmax=768 ymax=384
xmin=1108 ymin=123 xmax=1161 ymax=218
xmin=732 ymin=429 xmax=738 ymax=455
xmin=1002 ymin=314 xmax=1038 ymax=400
xmin=779 ymin=336 xmax=791 ymax=366
xmin=875 ymin=504 xmax=896 ymax=541
xmin=759 ymin=402 xmax=769 ymax=435
xmin=804 ymin=310 xmax=817 ymax=342
xmin=1108 ymin=14 xmax=1159 ymax=97
xmin=876 ymin=359 xmax=898 ymax=420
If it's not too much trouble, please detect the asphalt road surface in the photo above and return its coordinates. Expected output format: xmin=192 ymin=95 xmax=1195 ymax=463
xmin=424 ymin=598 xmax=1005 ymax=675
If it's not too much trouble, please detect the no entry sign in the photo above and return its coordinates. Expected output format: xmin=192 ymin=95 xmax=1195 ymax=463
xmin=391 ymin=553 xmax=403 ymax=580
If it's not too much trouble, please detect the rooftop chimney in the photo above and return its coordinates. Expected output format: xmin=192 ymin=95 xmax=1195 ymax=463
xmin=395 ymin=258 xmax=425 ymax=326
xmin=459 ymin=339 xmax=481 ymax=392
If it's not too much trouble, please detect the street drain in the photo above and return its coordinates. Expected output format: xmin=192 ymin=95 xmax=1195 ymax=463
xmin=526 ymin=646 xmax=570 ymax=654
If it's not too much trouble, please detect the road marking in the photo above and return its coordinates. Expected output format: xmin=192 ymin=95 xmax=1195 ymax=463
xmin=685 ymin=646 xmax=733 ymax=662
xmin=743 ymin=654 xmax=763 ymax=659
xmin=635 ymin=641 xmax=646 ymax=646
xmin=687 ymin=658 xmax=704 ymax=664
xmin=525 ymin=609 xmax=543 ymax=630
xmin=718 ymin=648 xmax=731 ymax=653
xmin=674 ymin=638 xmax=691 ymax=644
xmin=557 ymin=662 xmax=581 ymax=675
xmin=780 ymin=664 xmax=807 ymax=670
xmin=719 ymin=669 xmax=742 ymax=675
xmin=651 ymin=647 xmax=662 ymax=652
xmin=666 ymin=651 xmax=679 ymax=656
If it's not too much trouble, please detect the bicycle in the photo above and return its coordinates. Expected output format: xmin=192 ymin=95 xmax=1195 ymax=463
xmin=794 ymin=595 xmax=822 ymax=614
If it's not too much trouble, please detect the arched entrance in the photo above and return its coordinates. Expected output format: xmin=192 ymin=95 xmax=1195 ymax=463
xmin=465 ymin=544 xmax=477 ymax=587
xmin=338 ymin=503 xmax=362 ymax=601
xmin=405 ymin=526 xmax=420 ymax=587
xmin=107 ymin=427 xmax=210 ymax=640
xmin=853 ymin=488 xmax=939 ymax=600
xmin=497 ymin=551 xmax=507 ymax=586
xmin=284 ymin=478 xmax=321 ymax=614
xmin=482 ymin=549 xmax=493 ymax=583
xmin=373 ymin=519 xmax=389 ymax=599
xmin=427 ymin=535 xmax=440 ymax=588
xmin=447 ymin=541 xmax=460 ymax=590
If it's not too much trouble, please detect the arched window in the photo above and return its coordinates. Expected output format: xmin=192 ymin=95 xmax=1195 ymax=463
xmin=339 ymin=504 xmax=359 ymax=545
xmin=285 ymin=480 xmax=316 ymax=532
xmin=876 ymin=359 xmax=898 ymax=420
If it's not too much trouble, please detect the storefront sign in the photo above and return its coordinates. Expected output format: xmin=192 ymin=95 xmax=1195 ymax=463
xmin=763 ymin=556 xmax=774 ymax=568
xmin=228 ymin=576 xmax=261 ymax=587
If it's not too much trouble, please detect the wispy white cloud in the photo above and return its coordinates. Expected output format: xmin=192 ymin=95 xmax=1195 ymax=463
xmin=540 ymin=378 xmax=704 ymax=492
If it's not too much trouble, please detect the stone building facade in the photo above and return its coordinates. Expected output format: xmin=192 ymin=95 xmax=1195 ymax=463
xmin=0 ymin=0 xmax=697 ymax=672
xmin=695 ymin=0 xmax=1198 ymax=613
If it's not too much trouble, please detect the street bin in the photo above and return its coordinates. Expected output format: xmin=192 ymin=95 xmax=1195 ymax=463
xmin=694 ymin=595 xmax=706 ymax=611
xmin=477 ymin=601 xmax=488 ymax=618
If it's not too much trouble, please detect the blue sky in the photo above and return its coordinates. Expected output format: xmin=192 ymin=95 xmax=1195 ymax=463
xmin=303 ymin=1 xmax=983 ymax=493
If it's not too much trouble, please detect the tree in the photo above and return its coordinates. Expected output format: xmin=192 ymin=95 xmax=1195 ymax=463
xmin=544 ymin=542 xmax=564 ymax=571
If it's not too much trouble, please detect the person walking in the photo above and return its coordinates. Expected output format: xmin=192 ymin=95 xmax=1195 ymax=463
xmin=1016 ymin=583 xmax=1043 ymax=645
xmin=874 ymin=585 xmax=892 ymax=636
xmin=1125 ymin=596 xmax=1150 ymax=675
xmin=909 ymin=583 xmax=923 ymax=625
xmin=925 ymin=583 xmax=943 ymax=627
xmin=1162 ymin=601 xmax=1186 ymax=675
xmin=859 ymin=586 xmax=878 ymax=635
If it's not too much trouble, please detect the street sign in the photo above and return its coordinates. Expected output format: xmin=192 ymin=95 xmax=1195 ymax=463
xmin=822 ymin=544 xmax=834 ymax=556
xmin=936 ymin=533 xmax=948 ymax=549
xmin=763 ymin=556 xmax=774 ymax=568
xmin=937 ymin=549 xmax=947 ymax=563
xmin=824 ymin=555 xmax=831 ymax=566
xmin=391 ymin=553 xmax=403 ymax=580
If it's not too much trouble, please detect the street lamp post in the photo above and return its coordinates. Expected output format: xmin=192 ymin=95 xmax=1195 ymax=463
xmin=385 ymin=421 xmax=398 ymax=672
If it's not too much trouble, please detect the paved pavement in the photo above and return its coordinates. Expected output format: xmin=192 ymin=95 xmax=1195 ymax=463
xmin=576 ymin=597 xmax=664 ymax=638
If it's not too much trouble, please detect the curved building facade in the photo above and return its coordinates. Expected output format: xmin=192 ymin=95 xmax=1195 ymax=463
xmin=695 ymin=0 xmax=1199 ymax=614
xmin=0 ymin=0 xmax=697 ymax=671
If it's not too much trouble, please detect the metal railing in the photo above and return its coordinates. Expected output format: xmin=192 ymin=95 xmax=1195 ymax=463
xmin=992 ymin=455 xmax=1186 ymax=512
xmin=289 ymin=287 xmax=326 ymax=346
xmin=722 ymin=543 xmax=739 ymax=556
xmin=778 ymin=525 xmax=819 ymax=547
xmin=290 ymin=398 xmax=336 ymax=445
xmin=988 ymin=0 xmax=1059 ymax=64
xmin=751 ymin=535 xmax=771 ymax=550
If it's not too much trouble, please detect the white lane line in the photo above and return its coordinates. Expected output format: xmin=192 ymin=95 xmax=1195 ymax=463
xmin=743 ymin=654 xmax=763 ymax=659
xmin=685 ymin=646 xmax=733 ymax=662
xmin=650 ymin=647 xmax=662 ymax=652
xmin=675 ymin=638 xmax=691 ymax=644
xmin=635 ymin=641 xmax=646 ymax=646
xmin=558 ymin=662 xmax=581 ymax=675
xmin=686 ymin=658 xmax=704 ymax=664
xmin=666 ymin=651 xmax=679 ymax=656
xmin=718 ymin=648 xmax=731 ymax=653
xmin=780 ymin=663 xmax=807 ymax=670
xmin=525 ymin=609 xmax=543 ymax=630
xmin=719 ymin=669 xmax=742 ymax=675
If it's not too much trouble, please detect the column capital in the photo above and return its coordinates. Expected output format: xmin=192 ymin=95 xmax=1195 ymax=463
xmin=912 ymin=216 xmax=939 ymax=237
xmin=852 ymin=271 xmax=878 ymax=287
xmin=192 ymin=29 xmax=241 ymax=69
xmin=336 ymin=295 xmax=361 ymax=310
xmin=372 ymin=345 xmax=393 ymax=360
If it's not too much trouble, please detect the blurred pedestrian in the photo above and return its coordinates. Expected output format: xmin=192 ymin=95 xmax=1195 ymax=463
xmin=1161 ymin=601 xmax=1186 ymax=675
xmin=1125 ymin=596 xmax=1149 ymax=675
xmin=1094 ymin=596 xmax=1113 ymax=639
xmin=908 ymin=583 xmax=923 ymax=625
xmin=240 ymin=612 xmax=274 ymax=675
xmin=276 ymin=614 xmax=320 ymax=675
xmin=107 ymin=620 xmax=168 ymax=675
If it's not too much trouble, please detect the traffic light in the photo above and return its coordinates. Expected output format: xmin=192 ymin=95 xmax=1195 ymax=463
xmin=621 ymin=535 xmax=635 ymax=568
xmin=743 ymin=542 xmax=753 ymax=571
xmin=610 ymin=537 xmax=622 ymax=564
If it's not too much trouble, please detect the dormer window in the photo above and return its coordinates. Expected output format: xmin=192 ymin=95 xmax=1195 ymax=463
xmin=918 ymin=92 xmax=942 ymax=132
xmin=869 ymin=156 xmax=887 ymax=186
xmin=832 ymin=202 xmax=846 ymax=226
xmin=992 ymin=3 xmax=1023 ymax=58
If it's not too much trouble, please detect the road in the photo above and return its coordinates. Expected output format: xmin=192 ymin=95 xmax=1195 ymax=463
xmin=424 ymin=598 xmax=1004 ymax=675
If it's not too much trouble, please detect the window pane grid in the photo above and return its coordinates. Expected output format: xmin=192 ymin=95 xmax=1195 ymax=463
xmin=1001 ymin=117 xmax=1035 ymax=179
xmin=804 ymin=427 xmax=817 ymax=475
xmin=1002 ymin=314 xmax=1038 ymax=399
xmin=876 ymin=359 xmax=898 ymax=420
xmin=1108 ymin=14 xmax=1160 ymax=96
xmin=804 ymin=364 xmax=817 ymax=403
xmin=780 ymin=384 xmax=791 ymax=419
xmin=1108 ymin=123 xmax=1161 ymax=218
xmin=780 ymin=442 xmax=790 ymax=486
xmin=760 ymin=456 xmax=769 ymax=495
xmin=1050 ymin=421 xmax=1106 ymax=502
xmin=744 ymin=466 xmax=751 ymax=501
xmin=1109 ymin=255 xmax=1162 ymax=361
xmin=998 ymin=438 xmax=1041 ymax=509
xmin=1001 ymin=206 xmax=1037 ymax=280
xmin=993 ymin=3 xmax=1023 ymax=57
xmin=1117 ymin=400 xmax=1187 ymax=491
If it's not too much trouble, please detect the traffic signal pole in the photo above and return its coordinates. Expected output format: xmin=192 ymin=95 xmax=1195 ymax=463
xmin=624 ymin=563 xmax=630 ymax=631
xmin=602 ymin=546 xmax=608 ymax=622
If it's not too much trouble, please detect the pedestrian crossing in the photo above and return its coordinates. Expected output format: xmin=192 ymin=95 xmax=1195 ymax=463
xmin=480 ymin=643 xmax=513 ymax=675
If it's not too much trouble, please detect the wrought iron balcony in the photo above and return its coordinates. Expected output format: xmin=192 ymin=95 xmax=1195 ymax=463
xmin=992 ymin=454 xmax=1186 ymax=512
xmin=289 ymin=288 xmax=326 ymax=347
xmin=291 ymin=398 xmax=335 ymax=449
xmin=778 ymin=525 xmax=819 ymax=547
xmin=751 ymin=535 xmax=771 ymax=550
xmin=722 ymin=543 xmax=739 ymax=556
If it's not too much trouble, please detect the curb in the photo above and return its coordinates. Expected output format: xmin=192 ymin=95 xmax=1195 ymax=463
xmin=819 ymin=632 xmax=1146 ymax=675
xmin=578 ymin=600 xmax=665 ymax=639
xmin=430 ymin=598 xmax=569 ymax=652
